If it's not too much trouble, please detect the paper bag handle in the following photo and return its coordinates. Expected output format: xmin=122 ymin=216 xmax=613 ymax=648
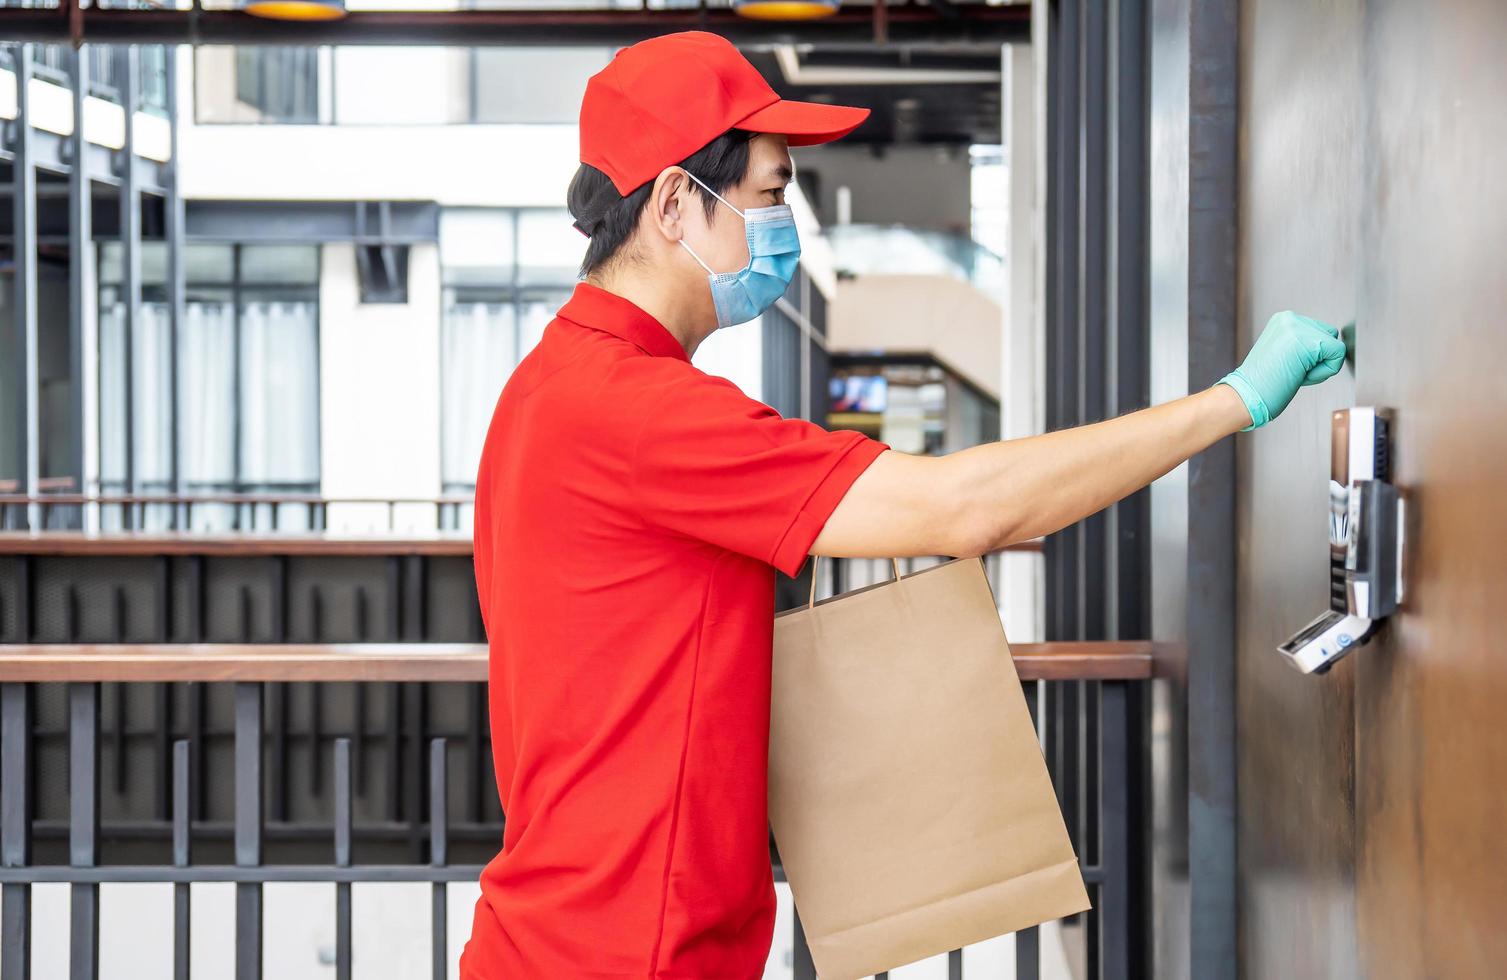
xmin=808 ymin=556 xmax=904 ymax=610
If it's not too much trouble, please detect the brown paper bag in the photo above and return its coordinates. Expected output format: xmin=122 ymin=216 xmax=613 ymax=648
xmin=769 ymin=555 xmax=1090 ymax=980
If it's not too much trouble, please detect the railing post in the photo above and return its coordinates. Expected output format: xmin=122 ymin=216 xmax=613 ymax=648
xmin=334 ymin=737 xmax=353 ymax=980
xmin=235 ymin=681 xmax=263 ymax=980
xmin=1016 ymin=925 xmax=1041 ymax=979
xmin=792 ymin=907 xmax=816 ymax=980
xmin=173 ymin=739 xmax=192 ymax=980
xmin=1097 ymin=680 xmax=1130 ymax=980
xmin=2 ymin=681 xmax=32 ymax=979
xmin=69 ymin=683 xmax=101 ymax=980
xmin=430 ymin=737 xmax=449 ymax=980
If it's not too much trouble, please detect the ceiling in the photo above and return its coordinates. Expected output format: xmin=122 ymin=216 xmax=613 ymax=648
xmin=745 ymin=41 xmax=1008 ymax=146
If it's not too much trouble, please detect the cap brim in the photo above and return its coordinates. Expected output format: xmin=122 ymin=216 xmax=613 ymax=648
xmin=734 ymin=99 xmax=870 ymax=146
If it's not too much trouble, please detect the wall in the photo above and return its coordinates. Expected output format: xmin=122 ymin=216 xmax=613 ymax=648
xmin=318 ymin=241 xmax=444 ymax=531
xmin=1146 ymin=0 xmax=1191 ymax=972
xmin=1236 ymin=1 xmax=1507 ymax=977
xmin=1002 ymin=41 xmax=1043 ymax=646
xmin=1236 ymin=1 xmax=1362 ymax=975
xmin=829 ymin=274 xmax=1002 ymax=400
xmin=178 ymin=45 xmax=581 ymax=205
xmin=793 ymin=143 xmax=974 ymax=234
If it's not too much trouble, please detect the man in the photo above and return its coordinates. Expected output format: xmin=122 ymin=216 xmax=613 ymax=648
xmin=460 ymin=31 xmax=1344 ymax=980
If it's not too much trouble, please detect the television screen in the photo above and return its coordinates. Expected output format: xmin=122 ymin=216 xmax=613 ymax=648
xmin=830 ymin=374 xmax=887 ymax=413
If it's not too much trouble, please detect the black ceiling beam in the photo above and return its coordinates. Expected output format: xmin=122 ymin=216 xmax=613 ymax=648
xmin=0 ymin=6 xmax=1029 ymax=47
xmin=926 ymin=0 xmax=963 ymax=22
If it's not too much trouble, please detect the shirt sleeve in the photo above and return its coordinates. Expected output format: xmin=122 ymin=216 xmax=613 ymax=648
xmin=630 ymin=372 xmax=891 ymax=578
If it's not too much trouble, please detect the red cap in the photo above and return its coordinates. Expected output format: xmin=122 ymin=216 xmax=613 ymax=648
xmin=579 ymin=31 xmax=870 ymax=196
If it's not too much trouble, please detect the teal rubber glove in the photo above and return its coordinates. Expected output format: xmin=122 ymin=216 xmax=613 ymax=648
xmin=1216 ymin=311 xmax=1347 ymax=431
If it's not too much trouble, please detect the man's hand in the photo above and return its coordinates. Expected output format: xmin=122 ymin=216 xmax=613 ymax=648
xmin=1216 ymin=311 xmax=1348 ymax=430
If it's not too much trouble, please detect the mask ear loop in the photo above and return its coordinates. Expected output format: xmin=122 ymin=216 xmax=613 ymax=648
xmin=682 ymin=169 xmax=745 ymax=219
xmin=679 ymin=237 xmax=715 ymax=275
xmin=808 ymin=556 xmax=906 ymax=610
xmin=677 ymin=169 xmax=735 ymax=276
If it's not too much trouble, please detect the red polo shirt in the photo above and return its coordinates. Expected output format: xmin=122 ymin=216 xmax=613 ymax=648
xmin=460 ymin=281 xmax=890 ymax=979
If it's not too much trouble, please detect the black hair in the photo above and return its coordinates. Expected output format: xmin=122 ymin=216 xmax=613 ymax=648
xmin=567 ymin=128 xmax=754 ymax=279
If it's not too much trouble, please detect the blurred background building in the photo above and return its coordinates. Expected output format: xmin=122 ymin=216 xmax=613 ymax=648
xmin=1 ymin=6 xmax=1050 ymax=977
xmin=5 ymin=0 xmax=1503 ymax=979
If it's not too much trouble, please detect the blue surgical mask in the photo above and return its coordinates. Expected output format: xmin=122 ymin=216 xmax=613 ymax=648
xmin=678 ymin=171 xmax=801 ymax=329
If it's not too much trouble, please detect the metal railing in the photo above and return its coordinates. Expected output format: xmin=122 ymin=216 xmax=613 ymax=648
xmin=824 ymin=223 xmax=1006 ymax=296
xmin=8 ymin=39 xmax=168 ymax=115
xmin=0 ymin=640 xmax=1153 ymax=980
xmin=0 ymin=493 xmax=477 ymax=533
xmin=0 ymin=537 xmax=1125 ymax=977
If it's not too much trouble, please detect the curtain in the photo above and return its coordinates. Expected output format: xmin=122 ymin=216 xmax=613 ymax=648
xmin=517 ymin=298 xmax=557 ymax=359
xmin=96 ymin=281 xmax=321 ymax=531
xmin=179 ymin=301 xmax=236 ymax=530
xmin=239 ymin=299 xmax=319 ymax=483
xmin=97 ymin=301 xmax=175 ymax=529
xmin=134 ymin=303 xmax=173 ymax=529
xmin=98 ymin=300 xmax=127 ymax=500
xmin=442 ymin=301 xmax=516 ymax=492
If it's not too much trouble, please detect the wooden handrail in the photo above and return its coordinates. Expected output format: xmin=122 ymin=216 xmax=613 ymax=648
xmin=0 ymin=531 xmax=1044 ymax=557
xmin=0 ymin=492 xmax=474 ymax=505
xmin=0 ymin=531 xmax=476 ymax=556
xmin=0 ymin=641 xmax=1159 ymax=683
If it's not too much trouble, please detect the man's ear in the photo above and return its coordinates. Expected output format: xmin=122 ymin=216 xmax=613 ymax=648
xmin=648 ymin=167 xmax=692 ymax=245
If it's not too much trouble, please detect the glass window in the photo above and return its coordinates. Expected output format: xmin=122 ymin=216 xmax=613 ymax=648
xmin=236 ymin=46 xmax=319 ymax=123
xmin=241 ymin=245 xmax=321 ymax=285
xmin=138 ymin=45 xmax=169 ymax=118
xmin=99 ymin=242 xmax=235 ymax=286
xmin=439 ymin=206 xmax=583 ymax=492
xmin=186 ymin=245 xmax=236 ymax=284
xmin=99 ymin=241 xmax=161 ymax=288
xmin=96 ymin=243 xmax=322 ymax=528
xmin=471 ymin=47 xmax=611 ymax=124
xmin=334 ymin=47 xmax=463 ymax=125
xmin=196 ymin=46 xmax=319 ymax=124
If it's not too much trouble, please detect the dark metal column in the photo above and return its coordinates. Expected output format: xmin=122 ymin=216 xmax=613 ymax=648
xmin=68 ymin=47 xmax=93 ymax=529
xmin=334 ymin=737 xmax=353 ymax=980
xmin=1045 ymin=0 xmax=1084 ymax=871
xmin=69 ymin=684 xmax=101 ymax=979
xmin=165 ymin=45 xmax=185 ymax=519
xmin=429 ymin=738 xmax=449 ymax=980
xmin=234 ymin=682 xmax=264 ymax=979
xmin=1111 ymin=0 xmax=1150 ymax=658
xmin=1081 ymin=0 xmax=1108 ymax=640
xmin=120 ymin=46 xmax=141 ymax=502
xmin=172 ymin=739 xmax=192 ymax=980
xmin=10 ymin=45 xmax=40 ymax=532
xmin=1081 ymin=1 xmax=1113 ymax=968
xmin=1 ymin=682 xmax=32 ymax=978
xmin=1112 ymin=1 xmax=1152 ymax=974
xmin=1186 ymin=0 xmax=1239 ymax=976
xmin=1042 ymin=0 xmax=1153 ymax=974
xmin=1098 ymin=681 xmax=1130 ymax=980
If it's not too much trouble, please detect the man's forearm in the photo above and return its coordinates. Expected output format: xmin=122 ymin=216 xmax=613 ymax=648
xmin=952 ymin=383 xmax=1251 ymax=551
